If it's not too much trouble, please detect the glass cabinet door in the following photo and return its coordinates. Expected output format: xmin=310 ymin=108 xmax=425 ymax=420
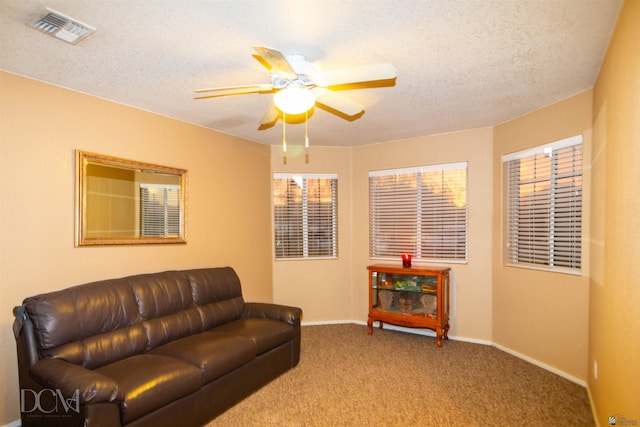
xmin=372 ymin=272 xmax=438 ymax=318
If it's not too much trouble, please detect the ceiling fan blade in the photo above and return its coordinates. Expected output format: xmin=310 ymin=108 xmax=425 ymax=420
xmin=258 ymin=102 xmax=280 ymax=128
xmin=193 ymin=84 xmax=273 ymax=99
xmin=252 ymin=46 xmax=297 ymax=78
xmin=314 ymin=90 xmax=364 ymax=117
xmin=320 ymin=63 xmax=397 ymax=87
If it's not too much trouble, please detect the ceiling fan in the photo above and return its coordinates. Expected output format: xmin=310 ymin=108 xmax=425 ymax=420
xmin=194 ymin=46 xmax=397 ymax=129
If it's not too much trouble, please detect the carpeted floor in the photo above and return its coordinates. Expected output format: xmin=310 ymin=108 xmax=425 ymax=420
xmin=209 ymin=323 xmax=594 ymax=426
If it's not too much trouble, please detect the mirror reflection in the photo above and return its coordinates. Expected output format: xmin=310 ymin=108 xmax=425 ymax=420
xmin=76 ymin=151 xmax=187 ymax=246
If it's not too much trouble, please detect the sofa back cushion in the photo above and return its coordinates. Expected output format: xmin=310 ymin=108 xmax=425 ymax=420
xmin=186 ymin=267 xmax=245 ymax=330
xmin=130 ymin=271 xmax=193 ymax=319
xmin=24 ymin=278 xmax=144 ymax=368
xmin=22 ymin=267 xmax=246 ymax=367
xmin=143 ymin=308 xmax=203 ymax=350
xmin=128 ymin=271 xmax=205 ymax=350
xmin=42 ymin=325 xmax=147 ymax=369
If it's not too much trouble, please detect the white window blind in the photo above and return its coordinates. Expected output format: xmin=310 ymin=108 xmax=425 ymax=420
xmin=369 ymin=162 xmax=468 ymax=262
xmin=140 ymin=184 xmax=181 ymax=238
xmin=273 ymin=173 xmax=338 ymax=259
xmin=503 ymin=135 xmax=582 ymax=272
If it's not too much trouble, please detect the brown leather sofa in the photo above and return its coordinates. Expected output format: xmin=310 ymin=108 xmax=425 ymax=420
xmin=13 ymin=267 xmax=302 ymax=427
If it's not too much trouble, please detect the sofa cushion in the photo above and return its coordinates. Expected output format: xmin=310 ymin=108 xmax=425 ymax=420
xmin=42 ymin=324 xmax=147 ymax=369
xmin=143 ymin=307 xmax=203 ymax=351
xmin=24 ymin=278 xmax=140 ymax=350
xmin=187 ymin=268 xmax=245 ymax=329
xmin=129 ymin=271 xmax=193 ymax=319
xmin=96 ymin=354 xmax=201 ymax=424
xmin=24 ymin=279 xmax=146 ymax=368
xmin=196 ymin=299 xmax=245 ymax=330
xmin=212 ymin=318 xmax=294 ymax=354
xmin=149 ymin=331 xmax=255 ymax=384
xmin=186 ymin=267 xmax=243 ymax=304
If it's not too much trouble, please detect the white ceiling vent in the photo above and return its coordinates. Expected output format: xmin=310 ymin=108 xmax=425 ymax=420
xmin=29 ymin=8 xmax=95 ymax=44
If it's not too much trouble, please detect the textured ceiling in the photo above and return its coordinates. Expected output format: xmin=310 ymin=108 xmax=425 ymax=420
xmin=0 ymin=0 xmax=622 ymax=147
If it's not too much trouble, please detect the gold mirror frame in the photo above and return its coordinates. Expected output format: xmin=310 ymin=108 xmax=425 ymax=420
xmin=75 ymin=150 xmax=187 ymax=246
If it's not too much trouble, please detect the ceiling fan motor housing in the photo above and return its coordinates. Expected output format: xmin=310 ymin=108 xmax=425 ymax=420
xmin=284 ymin=55 xmax=328 ymax=87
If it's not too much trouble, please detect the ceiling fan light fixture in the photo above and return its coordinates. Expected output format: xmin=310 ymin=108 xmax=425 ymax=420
xmin=274 ymin=86 xmax=315 ymax=115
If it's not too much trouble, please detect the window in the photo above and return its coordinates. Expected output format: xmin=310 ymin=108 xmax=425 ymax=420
xmin=369 ymin=162 xmax=468 ymax=263
xmin=140 ymin=184 xmax=181 ymax=237
xmin=503 ymin=135 xmax=583 ymax=272
xmin=273 ymin=173 xmax=338 ymax=259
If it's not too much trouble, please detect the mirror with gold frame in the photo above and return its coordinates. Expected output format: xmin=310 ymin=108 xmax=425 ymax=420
xmin=75 ymin=150 xmax=187 ymax=246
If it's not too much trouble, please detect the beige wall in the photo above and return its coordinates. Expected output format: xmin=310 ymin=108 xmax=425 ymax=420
xmin=492 ymin=90 xmax=593 ymax=383
xmin=351 ymin=128 xmax=495 ymax=341
xmin=590 ymin=1 xmax=640 ymax=424
xmin=271 ymin=145 xmax=354 ymax=322
xmin=0 ymin=72 xmax=273 ymax=424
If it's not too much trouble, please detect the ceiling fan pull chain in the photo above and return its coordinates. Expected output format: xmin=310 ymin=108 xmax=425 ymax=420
xmin=282 ymin=112 xmax=287 ymax=153
xmin=305 ymin=111 xmax=310 ymax=163
xmin=305 ymin=111 xmax=309 ymax=149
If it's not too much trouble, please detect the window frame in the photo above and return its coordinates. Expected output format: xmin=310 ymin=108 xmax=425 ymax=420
xmin=273 ymin=173 xmax=338 ymax=260
xmin=502 ymin=135 xmax=583 ymax=274
xmin=369 ymin=162 xmax=469 ymax=264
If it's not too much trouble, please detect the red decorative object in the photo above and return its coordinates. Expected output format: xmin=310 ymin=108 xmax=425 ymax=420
xmin=401 ymin=253 xmax=412 ymax=268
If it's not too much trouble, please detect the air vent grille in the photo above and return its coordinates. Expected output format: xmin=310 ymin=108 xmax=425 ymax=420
xmin=29 ymin=8 xmax=95 ymax=44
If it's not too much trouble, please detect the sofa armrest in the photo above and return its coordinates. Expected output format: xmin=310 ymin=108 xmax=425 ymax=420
xmin=242 ymin=302 xmax=302 ymax=326
xmin=243 ymin=303 xmax=303 ymax=367
xmin=30 ymin=358 xmax=123 ymax=404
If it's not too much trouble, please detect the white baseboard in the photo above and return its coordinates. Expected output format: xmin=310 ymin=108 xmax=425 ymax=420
xmin=302 ymin=319 xmax=357 ymax=326
xmin=302 ymin=320 xmax=586 ymax=387
xmin=492 ymin=342 xmax=587 ymax=387
xmin=2 ymin=420 xmax=20 ymax=427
